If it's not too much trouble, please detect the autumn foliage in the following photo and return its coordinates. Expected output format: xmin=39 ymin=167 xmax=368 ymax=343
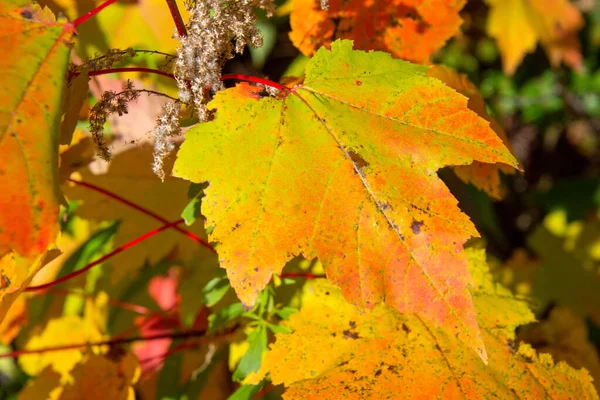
xmin=0 ymin=0 xmax=599 ymax=398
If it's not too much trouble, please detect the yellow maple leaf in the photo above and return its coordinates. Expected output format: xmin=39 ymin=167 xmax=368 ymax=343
xmin=519 ymin=306 xmax=600 ymax=393
xmin=19 ymin=312 xmax=106 ymax=379
xmin=248 ymin=249 xmax=598 ymax=399
xmin=486 ymin=0 xmax=584 ymax=75
xmin=19 ymin=352 xmax=140 ymax=400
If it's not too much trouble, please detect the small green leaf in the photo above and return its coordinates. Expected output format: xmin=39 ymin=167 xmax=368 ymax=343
xmin=208 ymin=302 xmax=244 ymax=333
xmin=232 ymin=324 xmax=268 ymax=381
xmin=202 ymin=277 xmax=231 ymax=307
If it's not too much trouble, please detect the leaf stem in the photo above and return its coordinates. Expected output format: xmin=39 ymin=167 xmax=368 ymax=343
xmin=220 ymin=74 xmax=289 ymax=92
xmin=89 ymin=67 xmax=175 ymax=80
xmin=0 ymin=328 xmax=216 ymax=359
xmin=67 ymin=178 xmax=215 ymax=253
xmin=25 ymin=220 xmax=184 ymax=292
xmin=73 ymin=0 xmax=118 ymax=27
xmin=165 ymin=0 xmax=188 ymax=37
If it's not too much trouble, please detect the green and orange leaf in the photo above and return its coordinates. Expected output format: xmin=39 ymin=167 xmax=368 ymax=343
xmin=174 ymin=40 xmax=519 ymax=360
xmin=289 ymin=0 xmax=466 ymax=64
xmin=0 ymin=0 xmax=73 ymax=260
xmin=427 ymin=65 xmax=518 ymax=199
xmin=248 ymin=250 xmax=598 ymax=400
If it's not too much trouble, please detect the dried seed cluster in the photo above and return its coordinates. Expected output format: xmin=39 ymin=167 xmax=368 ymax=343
xmin=152 ymin=101 xmax=182 ymax=180
xmin=174 ymin=0 xmax=275 ymax=122
xmin=89 ymin=80 xmax=140 ymax=161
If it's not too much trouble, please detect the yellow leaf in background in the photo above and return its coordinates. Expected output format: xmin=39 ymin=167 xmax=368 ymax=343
xmin=19 ymin=315 xmax=105 ymax=379
xmin=19 ymin=352 xmax=140 ymax=400
xmin=59 ymin=352 xmax=140 ymax=400
xmin=249 ymin=250 xmax=598 ymax=399
xmin=62 ymin=147 xmax=213 ymax=284
xmin=486 ymin=0 xmax=584 ymax=75
xmin=528 ymin=210 xmax=600 ymax=323
xmin=427 ymin=65 xmax=518 ymax=199
xmin=519 ymin=306 xmax=600 ymax=393
xmin=0 ymin=293 xmax=27 ymax=344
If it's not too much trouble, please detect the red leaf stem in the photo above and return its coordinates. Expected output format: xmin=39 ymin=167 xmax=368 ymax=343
xmin=67 ymin=178 xmax=215 ymax=253
xmin=89 ymin=67 xmax=175 ymax=80
xmin=73 ymin=0 xmax=118 ymax=27
xmin=165 ymin=0 xmax=188 ymax=37
xmin=254 ymin=384 xmax=276 ymax=399
xmin=0 ymin=328 xmax=212 ymax=359
xmin=25 ymin=220 xmax=184 ymax=292
xmin=220 ymin=74 xmax=290 ymax=92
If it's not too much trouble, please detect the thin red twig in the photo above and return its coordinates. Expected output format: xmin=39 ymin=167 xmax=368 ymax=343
xmin=73 ymin=0 xmax=118 ymax=27
xmin=89 ymin=67 xmax=175 ymax=80
xmin=0 ymin=328 xmax=209 ymax=359
xmin=220 ymin=74 xmax=290 ymax=92
xmin=42 ymin=288 xmax=152 ymax=315
xmin=165 ymin=0 xmax=187 ymax=37
xmin=254 ymin=384 xmax=276 ymax=399
xmin=25 ymin=220 xmax=183 ymax=292
xmin=67 ymin=178 xmax=215 ymax=253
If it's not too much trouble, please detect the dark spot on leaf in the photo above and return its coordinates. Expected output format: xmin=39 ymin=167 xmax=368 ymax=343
xmin=0 ymin=274 xmax=11 ymax=290
xmin=374 ymin=369 xmax=382 ymax=377
xmin=349 ymin=320 xmax=356 ymax=328
xmin=20 ymin=9 xmax=33 ymax=19
xmin=325 ymin=291 xmax=330 ymax=295
xmin=253 ymin=268 xmax=258 ymax=272
xmin=348 ymin=151 xmax=369 ymax=171
xmin=343 ymin=329 xmax=359 ymax=340
xmin=401 ymin=323 xmax=411 ymax=334
xmin=411 ymin=220 xmax=424 ymax=234
xmin=356 ymin=80 xmax=362 ymax=86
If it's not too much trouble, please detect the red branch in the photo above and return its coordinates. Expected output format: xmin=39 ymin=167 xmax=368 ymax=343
xmin=221 ymin=74 xmax=289 ymax=92
xmin=278 ymin=272 xmax=325 ymax=279
xmin=165 ymin=0 xmax=187 ymax=37
xmin=73 ymin=0 xmax=118 ymax=27
xmin=25 ymin=220 xmax=183 ymax=292
xmin=89 ymin=67 xmax=175 ymax=80
xmin=254 ymin=384 xmax=276 ymax=399
xmin=0 ymin=328 xmax=210 ymax=359
xmin=67 ymin=178 xmax=215 ymax=253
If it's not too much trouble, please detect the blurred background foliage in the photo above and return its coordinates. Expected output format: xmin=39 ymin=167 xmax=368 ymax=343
xmin=2 ymin=0 xmax=600 ymax=398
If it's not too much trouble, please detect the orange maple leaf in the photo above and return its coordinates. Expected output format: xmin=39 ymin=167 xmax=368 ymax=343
xmin=174 ymin=41 xmax=520 ymax=361
xmin=0 ymin=0 xmax=74 ymax=260
xmin=290 ymin=0 xmax=466 ymax=64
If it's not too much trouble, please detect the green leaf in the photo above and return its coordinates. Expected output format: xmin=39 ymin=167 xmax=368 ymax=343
xmin=202 ymin=276 xmax=231 ymax=307
xmin=208 ymin=302 xmax=244 ymax=333
xmin=233 ymin=324 xmax=268 ymax=381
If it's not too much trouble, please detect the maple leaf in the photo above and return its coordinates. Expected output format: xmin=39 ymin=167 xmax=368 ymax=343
xmin=518 ymin=306 xmax=600 ymax=393
xmin=486 ymin=0 xmax=584 ymax=75
xmin=19 ymin=314 xmax=106 ymax=378
xmin=289 ymin=0 xmax=466 ymax=64
xmin=19 ymin=352 xmax=140 ymax=400
xmin=0 ymin=0 xmax=74 ymax=260
xmin=62 ymin=147 xmax=213 ymax=283
xmin=248 ymin=250 xmax=598 ymax=399
xmin=427 ymin=65 xmax=517 ymax=199
xmin=174 ymin=40 xmax=519 ymax=361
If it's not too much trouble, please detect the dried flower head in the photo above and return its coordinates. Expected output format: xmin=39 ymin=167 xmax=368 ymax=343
xmin=152 ymin=101 xmax=182 ymax=180
xmin=89 ymin=80 xmax=140 ymax=161
xmin=174 ymin=0 xmax=275 ymax=121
